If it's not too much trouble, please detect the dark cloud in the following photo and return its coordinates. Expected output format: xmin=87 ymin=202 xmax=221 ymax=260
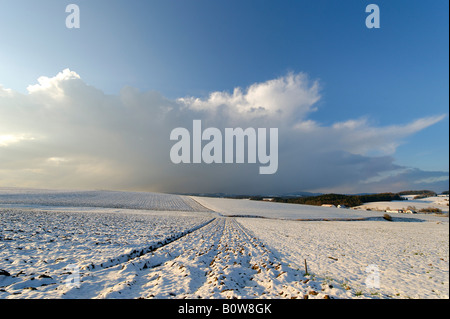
xmin=0 ymin=69 xmax=447 ymax=194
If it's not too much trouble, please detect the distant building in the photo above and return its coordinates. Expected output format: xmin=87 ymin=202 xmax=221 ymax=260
xmin=321 ymin=204 xmax=336 ymax=208
xmin=385 ymin=209 xmax=416 ymax=214
xmin=337 ymin=205 xmax=347 ymax=209
xmin=386 ymin=209 xmax=402 ymax=214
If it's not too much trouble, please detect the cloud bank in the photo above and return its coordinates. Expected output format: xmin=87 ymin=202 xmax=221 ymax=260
xmin=0 ymin=69 xmax=448 ymax=194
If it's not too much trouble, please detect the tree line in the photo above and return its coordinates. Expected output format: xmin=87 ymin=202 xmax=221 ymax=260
xmin=264 ymin=193 xmax=406 ymax=207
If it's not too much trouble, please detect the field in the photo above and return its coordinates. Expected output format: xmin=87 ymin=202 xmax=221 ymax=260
xmin=0 ymin=188 xmax=448 ymax=299
xmin=355 ymin=195 xmax=449 ymax=213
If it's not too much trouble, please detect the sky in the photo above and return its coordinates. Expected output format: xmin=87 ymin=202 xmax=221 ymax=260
xmin=0 ymin=0 xmax=448 ymax=195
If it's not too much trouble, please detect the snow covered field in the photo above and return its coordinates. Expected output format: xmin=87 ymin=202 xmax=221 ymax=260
xmin=238 ymin=217 xmax=449 ymax=298
xmin=356 ymin=195 xmax=449 ymax=213
xmin=192 ymin=196 xmax=390 ymax=220
xmin=0 ymin=189 xmax=448 ymax=299
xmin=0 ymin=188 xmax=211 ymax=212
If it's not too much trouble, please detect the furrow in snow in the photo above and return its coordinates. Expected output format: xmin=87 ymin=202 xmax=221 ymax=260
xmin=81 ymin=218 xmax=216 ymax=272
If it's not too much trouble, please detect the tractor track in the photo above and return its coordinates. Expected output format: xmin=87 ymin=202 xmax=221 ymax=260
xmin=62 ymin=217 xmax=325 ymax=299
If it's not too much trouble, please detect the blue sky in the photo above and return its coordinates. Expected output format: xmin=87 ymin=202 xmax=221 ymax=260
xmin=0 ymin=0 xmax=448 ymax=193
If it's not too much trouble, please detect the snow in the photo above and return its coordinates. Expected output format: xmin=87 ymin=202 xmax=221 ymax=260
xmin=0 ymin=188 xmax=211 ymax=212
xmin=356 ymin=196 xmax=449 ymax=213
xmin=0 ymin=189 xmax=448 ymax=299
xmin=0 ymin=207 xmax=213 ymax=297
xmin=237 ymin=217 xmax=449 ymax=298
xmin=191 ymin=196 xmax=390 ymax=220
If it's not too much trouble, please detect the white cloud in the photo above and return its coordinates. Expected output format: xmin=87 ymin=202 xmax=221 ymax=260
xmin=27 ymin=68 xmax=80 ymax=94
xmin=0 ymin=69 xmax=447 ymax=194
xmin=178 ymin=72 xmax=321 ymax=124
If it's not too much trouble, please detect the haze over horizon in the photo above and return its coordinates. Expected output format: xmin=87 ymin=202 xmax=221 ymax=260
xmin=0 ymin=1 xmax=448 ymax=195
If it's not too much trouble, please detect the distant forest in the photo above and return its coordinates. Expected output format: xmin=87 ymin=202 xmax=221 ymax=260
xmin=397 ymin=190 xmax=437 ymax=197
xmin=226 ymin=189 xmax=448 ymax=207
xmin=267 ymin=193 xmax=406 ymax=207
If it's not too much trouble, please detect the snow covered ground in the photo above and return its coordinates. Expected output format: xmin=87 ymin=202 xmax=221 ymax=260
xmin=192 ymin=196 xmax=390 ymax=220
xmin=238 ymin=217 xmax=449 ymax=299
xmin=356 ymin=196 xmax=449 ymax=213
xmin=0 ymin=188 xmax=211 ymax=212
xmin=0 ymin=189 xmax=448 ymax=299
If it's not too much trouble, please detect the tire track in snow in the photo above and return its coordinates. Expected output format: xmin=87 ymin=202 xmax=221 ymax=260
xmin=135 ymin=218 xmax=226 ymax=299
xmin=91 ymin=218 xmax=226 ymax=299
xmin=201 ymin=218 xmax=321 ymax=299
xmin=52 ymin=217 xmax=217 ymax=299
xmin=88 ymin=218 xmax=326 ymax=299
xmin=81 ymin=217 xmax=217 ymax=272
